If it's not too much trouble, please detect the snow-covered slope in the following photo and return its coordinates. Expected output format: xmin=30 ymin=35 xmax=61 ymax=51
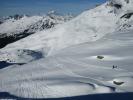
xmin=0 ymin=0 xmax=133 ymax=99
xmin=0 ymin=0 xmax=133 ymax=64
xmin=1 ymin=0 xmax=133 ymax=55
xmin=0 ymin=12 xmax=73 ymax=48
xmin=0 ymin=28 xmax=133 ymax=98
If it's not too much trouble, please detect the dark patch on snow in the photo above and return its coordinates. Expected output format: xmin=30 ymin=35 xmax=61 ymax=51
xmin=20 ymin=49 xmax=44 ymax=60
xmin=0 ymin=31 xmax=33 ymax=48
xmin=114 ymin=4 xmax=122 ymax=9
xmin=121 ymin=13 xmax=133 ymax=19
xmin=0 ymin=92 xmax=18 ymax=99
xmin=0 ymin=21 xmax=3 ymax=24
xmin=108 ymin=1 xmax=122 ymax=9
xmin=0 ymin=61 xmax=25 ymax=69
xmin=113 ymin=81 xmax=124 ymax=85
xmin=0 ymin=61 xmax=12 ymax=69
xmin=112 ymin=65 xmax=118 ymax=69
xmin=97 ymin=56 xmax=104 ymax=59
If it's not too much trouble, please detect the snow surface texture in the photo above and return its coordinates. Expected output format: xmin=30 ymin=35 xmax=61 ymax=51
xmin=0 ymin=28 xmax=133 ymax=98
xmin=0 ymin=0 xmax=133 ymax=99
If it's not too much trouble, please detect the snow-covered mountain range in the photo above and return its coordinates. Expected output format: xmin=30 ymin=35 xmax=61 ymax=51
xmin=0 ymin=11 xmax=73 ymax=48
xmin=0 ymin=0 xmax=133 ymax=99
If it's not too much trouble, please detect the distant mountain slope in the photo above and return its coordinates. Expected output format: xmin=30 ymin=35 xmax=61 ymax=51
xmin=1 ymin=0 xmax=133 ymax=55
xmin=0 ymin=12 xmax=73 ymax=48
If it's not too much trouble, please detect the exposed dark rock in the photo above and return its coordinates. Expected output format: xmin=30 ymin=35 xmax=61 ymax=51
xmin=108 ymin=1 xmax=122 ymax=9
xmin=0 ymin=31 xmax=33 ymax=48
xmin=113 ymin=81 xmax=124 ymax=85
xmin=114 ymin=4 xmax=122 ymax=9
xmin=121 ymin=12 xmax=133 ymax=19
xmin=97 ymin=56 xmax=104 ymax=59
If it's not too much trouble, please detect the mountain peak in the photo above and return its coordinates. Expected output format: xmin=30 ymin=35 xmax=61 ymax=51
xmin=106 ymin=0 xmax=133 ymax=15
xmin=109 ymin=0 xmax=133 ymax=9
xmin=110 ymin=0 xmax=130 ymax=4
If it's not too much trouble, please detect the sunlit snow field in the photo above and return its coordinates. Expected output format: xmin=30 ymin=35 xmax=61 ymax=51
xmin=0 ymin=0 xmax=133 ymax=99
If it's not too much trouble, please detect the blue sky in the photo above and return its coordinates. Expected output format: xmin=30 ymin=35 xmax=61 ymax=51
xmin=0 ymin=0 xmax=107 ymax=17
